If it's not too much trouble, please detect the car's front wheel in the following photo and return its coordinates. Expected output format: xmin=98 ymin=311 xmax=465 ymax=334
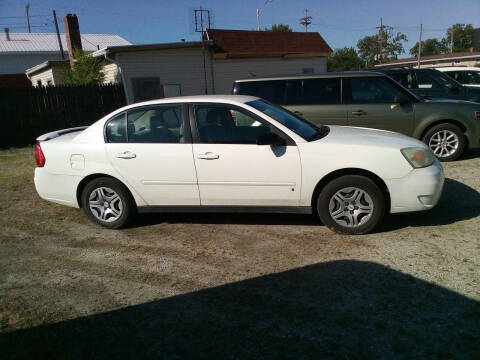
xmin=422 ymin=123 xmax=466 ymax=162
xmin=81 ymin=177 xmax=135 ymax=229
xmin=316 ymin=175 xmax=386 ymax=235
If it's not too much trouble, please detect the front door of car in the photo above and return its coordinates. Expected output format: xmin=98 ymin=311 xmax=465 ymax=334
xmin=191 ymin=103 xmax=301 ymax=206
xmin=345 ymin=76 xmax=415 ymax=136
xmin=283 ymin=78 xmax=348 ymax=126
xmin=104 ymin=104 xmax=200 ymax=206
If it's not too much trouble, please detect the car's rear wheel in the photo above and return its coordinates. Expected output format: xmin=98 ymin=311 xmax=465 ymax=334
xmin=422 ymin=123 xmax=466 ymax=162
xmin=316 ymin=175 xmax=386 ymax=235
xmin=81 ymin=177 xmax=135 ymax=229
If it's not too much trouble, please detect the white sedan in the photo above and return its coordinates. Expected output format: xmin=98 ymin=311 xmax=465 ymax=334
xmin=34 ymin=95 xmax=444 ymax=235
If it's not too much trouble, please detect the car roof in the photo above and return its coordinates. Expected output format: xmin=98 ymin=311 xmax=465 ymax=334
xmin=116 ymin=95 xmax=260 ymax=111
xmin=235 ymin=71 xmax=385 ymax=82
xmin=435 ymin=66 xmax=480 ymax=71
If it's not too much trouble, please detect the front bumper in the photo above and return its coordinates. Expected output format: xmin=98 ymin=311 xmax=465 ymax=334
xmin=385 ymin=161 xmax=445 ymax=214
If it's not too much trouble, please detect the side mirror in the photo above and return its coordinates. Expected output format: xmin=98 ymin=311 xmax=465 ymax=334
xmin=256 ymin=132 xmax=286 ymax=146
xmin=394 ymin=95 xmax=409 ymax=105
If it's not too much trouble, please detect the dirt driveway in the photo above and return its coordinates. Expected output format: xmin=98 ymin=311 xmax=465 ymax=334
xmin=0 ymin=147 xmax=479 ymax=359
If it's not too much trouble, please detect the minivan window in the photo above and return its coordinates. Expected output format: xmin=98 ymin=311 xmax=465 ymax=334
xmin=350 ymin=77 xmax=407 ymax=104
xmin=301 ymin=78 xmax=341 ymax=105
xmin=233 ymin=80 xmax=286 ymax=104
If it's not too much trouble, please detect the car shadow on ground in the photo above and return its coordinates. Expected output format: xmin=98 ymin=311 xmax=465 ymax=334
xmin=379 ymin=177 xmax=480 ymax=232
xmin=462 ymin=148 xmax=480 ymax=160
xmin=133 ymin=177 xmax=479 ymax=230
xmin=1 ymin=260 xmax=478 ymax=359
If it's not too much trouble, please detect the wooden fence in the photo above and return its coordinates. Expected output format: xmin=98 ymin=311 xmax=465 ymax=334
xmin=0 ymin=84 xmax=126 ymax=148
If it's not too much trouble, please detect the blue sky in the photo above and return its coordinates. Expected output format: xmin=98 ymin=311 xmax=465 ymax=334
xmin=1 ymin=0 xmax=479 ymax=58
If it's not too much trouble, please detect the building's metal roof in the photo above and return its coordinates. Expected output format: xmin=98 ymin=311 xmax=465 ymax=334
xmin=92 ymin=41 xmax=210 ymax=57
xmin=0 ymin=32 xmax=131 ymax=54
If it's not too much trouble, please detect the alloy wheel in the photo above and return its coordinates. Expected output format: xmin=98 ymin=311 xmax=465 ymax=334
xmin=428 ymin=130 xmax=459 ymax=158
xmin=328 ymin=187 xmax=373 ymax=228
xmin=88 ymin=187 xmax=123 ymax=223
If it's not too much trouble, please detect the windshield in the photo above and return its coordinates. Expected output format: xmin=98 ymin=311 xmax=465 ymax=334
xmin=246 ymin=99 xmax=324 ymax=141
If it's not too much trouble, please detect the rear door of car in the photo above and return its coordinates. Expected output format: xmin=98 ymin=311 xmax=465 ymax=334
xmin=282 ymin=77 xmax=348 ymax=126
xmin=345 ymin=76 xmax=415 ymax=136
xmin=104 ymin=104 xmax=200 ymax=206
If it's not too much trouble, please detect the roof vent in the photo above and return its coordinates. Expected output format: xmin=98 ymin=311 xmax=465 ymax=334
xmin=4 ymin=27 xmax=10 ymax=41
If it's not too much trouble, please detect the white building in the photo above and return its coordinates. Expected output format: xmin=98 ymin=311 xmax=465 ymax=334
xmin=90 ymin=29 xmax=333 ymax=103
xmin=0 ymin=26 xmax=130 ymax=87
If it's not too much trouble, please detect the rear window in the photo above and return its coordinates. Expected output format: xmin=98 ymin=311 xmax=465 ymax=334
xmin=233 ymin=80 xmax=286 ymax=104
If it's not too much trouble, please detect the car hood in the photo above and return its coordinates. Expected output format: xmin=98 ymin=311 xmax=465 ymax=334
xmin=317 ymin=125 xmax=426 ymax=149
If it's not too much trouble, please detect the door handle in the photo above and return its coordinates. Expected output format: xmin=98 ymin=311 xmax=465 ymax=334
xmin=115 ymin=151 xmax=136 ymax=159
xmin=351 ymin=110 xmax=367 ymax=116
xmin=197 ymin=152 xmax=220 ymax=160
xmin=294 ymin=110 xmax=304 ymax=116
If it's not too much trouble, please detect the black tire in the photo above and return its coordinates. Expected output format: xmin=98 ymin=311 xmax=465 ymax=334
xmin=316 ymin=175 xmax=386 ymax=235
xmin=422 ymin=123 xmax=466 ymax=162
xmin=81 ymin=177 xmax=136 ymax=229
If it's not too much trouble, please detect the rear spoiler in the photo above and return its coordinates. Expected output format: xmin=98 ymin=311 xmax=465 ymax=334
xmin=36 ymin=126 xmax=88 ymax=141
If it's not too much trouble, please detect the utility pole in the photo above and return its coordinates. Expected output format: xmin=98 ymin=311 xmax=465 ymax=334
xmin=299 ymin=9 xmax=312 ymax=32
xmin=194 ymin=7 xmax=211 ymax=94
xmin=450 ymin=29 xmax=454 ymax=53
xmin=417 ymin=23 xmax=423 ymax=68
xmin=52 ymin=10 xmax=65 ymax=60
xmin=25 ymin=3 xmax=31 ymax=33
xmin=376 ymin=17 xmax=386 ymax=61
xmin=256 ymin=0 xmax=273 ymax=31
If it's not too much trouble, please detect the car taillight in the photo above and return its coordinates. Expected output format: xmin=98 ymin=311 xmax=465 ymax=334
xmin=476 ymin=111 xmax=480 ymax=120
xmin=34 ymin=142 xmax=45 ymax=167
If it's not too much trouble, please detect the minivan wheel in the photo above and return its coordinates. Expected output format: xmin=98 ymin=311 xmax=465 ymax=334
xmin=316 ymin=175 xmax=386 ymax=235
xmin=81 ymin=177 xmax=135 ymax=229
xmin=422 ymin=123 xmax=466 ymax=162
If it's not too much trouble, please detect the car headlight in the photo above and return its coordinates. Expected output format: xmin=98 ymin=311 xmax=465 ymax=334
xmin=401 ymin=147 xmax=435 ymax=168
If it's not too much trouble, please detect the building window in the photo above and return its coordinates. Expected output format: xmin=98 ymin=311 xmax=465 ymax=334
xmin=36 ymin=80 xmax=42 ymax=87
xmin=302 ymin=67 xmax=314 ymax=73
xmin=163 ymin=84 xmax=181 ymax=98
xmin=131 ymin=77 xmax=163 ymax=102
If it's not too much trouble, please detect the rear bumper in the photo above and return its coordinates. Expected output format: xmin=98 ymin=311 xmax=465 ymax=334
xmin=386 ymin=161 xmax=444 ymax=213
xmin=34 ymin=168 xmax=81 ymax=208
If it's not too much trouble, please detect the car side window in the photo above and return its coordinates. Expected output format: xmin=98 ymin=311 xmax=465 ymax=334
xmin=126 ymin=105 xmax=184 ymax=143
xmin=195 ymin=104 xmax=272 ymax=144
xmin=350 ymin=77 xmax=404 ymax=104
xmin=463 ymin=71 xmax=480 ymax=85
xmin=233 ymin=80 xmax=286 ymax=104
xmin=106 ymin=113 xmax=127 ymax=143
xmin=301 ymin=78 xmax=341 ymax=105
xmin=416 ymin=71 xmax=450 ymax=89
xmin=389 ymin=72 xmax=414 ymax=89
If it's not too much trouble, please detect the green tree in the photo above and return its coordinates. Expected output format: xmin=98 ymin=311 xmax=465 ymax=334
xmin=327 ymin=47 xmax=364 ymax=71
xmin=265 ymin=24 xmax=293 ymax=32
xmin=410 ymin=38 xmax=448 ymax=57
xmin=444 ymin=23 xmax=475 ymax=52
xmin=59 ymin=49 xmax=105 ymax=86
xmin=357 ymin=28 xmax=407 ymax=67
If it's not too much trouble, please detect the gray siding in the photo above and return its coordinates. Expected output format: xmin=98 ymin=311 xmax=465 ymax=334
xmin=116 ymin=48 xmax=214 ymax=103
xmin=1 ymin=53 xmax=65 ymax=75
xmin=212 ymin=57 xmax=328 ymax=94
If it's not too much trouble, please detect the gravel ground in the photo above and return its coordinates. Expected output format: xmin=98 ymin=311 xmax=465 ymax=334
xmin=0 ymin=147 xmax=479 ymax=359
